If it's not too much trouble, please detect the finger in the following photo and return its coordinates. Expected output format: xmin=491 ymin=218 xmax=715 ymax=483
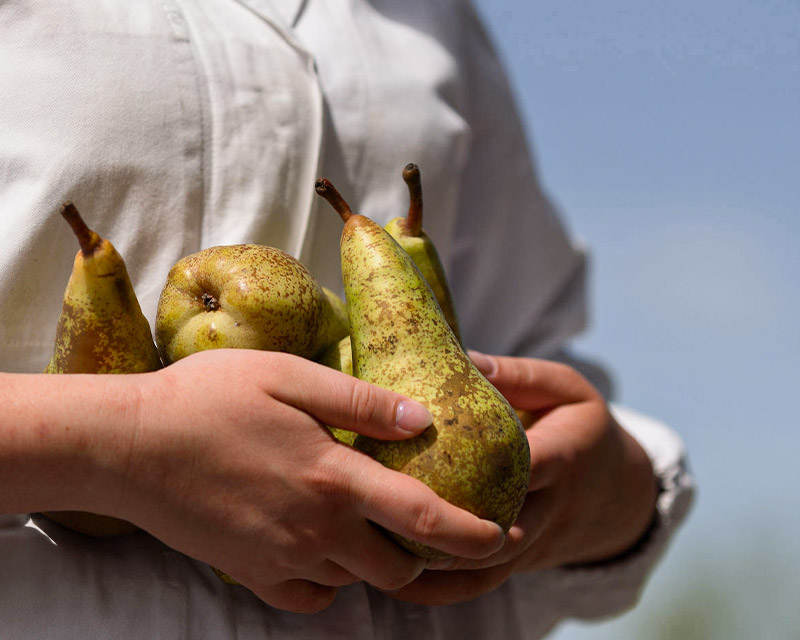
xmin=468 ymin=351 xmax=596 ymax=411
xmin=266 ymin=353 xmax=433 ymax=439
xmin=527 ymin=429 xmax=566 ymax=491
xmin=526 ymin=399 xmax=610 ymax=489
xmin=345 ymin=452 xmax=506 ymax=559
xmin=384 ymin=565 xmax=512 ymax=607
xmin=253 ymin=579 xmax=338 ymax=614
xmin=306 ymin=560 xmax=360 ymax=588
xmin=329 ymin=520 xmax=427 ymax=591
xmin=444 ymin=489 xmax=556 ymax=571
xmin=523 ymin=400 xmax=608 ymax=493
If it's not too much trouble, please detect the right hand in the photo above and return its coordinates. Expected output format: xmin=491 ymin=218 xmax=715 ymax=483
xmin=102 ymin=349 xmax=505 ymax=613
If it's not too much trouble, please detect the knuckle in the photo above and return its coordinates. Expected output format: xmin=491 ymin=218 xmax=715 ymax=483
xmin=272 ymin=541 xmax=310 ymax=574
xmin=348 ymin=382 xmax=383 ymax=427
xmin=510 ymin=360 xmax=542 ymax=396
xmin=254 ymin=357 xmax=281 ymax=390
xmin=297 ymin=593 xmax=336 ymax=614
xmin=377 ymin=565 xmax=423 ymax=591
xmin=411 ymin=500 xmax=445 ymax=541
xmin=306 ymin=448 xmax=353 ymax=502
xmin=550 ymin=360 xmax=594 ymax=394
xmin=329 ymin=566 xmax=360 ymax=588
xmin=371 ymin=554 xmax=425 ymax=591
xmin=281 ymin=583 xmax=337 ymax=613
xmin=269 ymin=530 xmax=327 ymax=575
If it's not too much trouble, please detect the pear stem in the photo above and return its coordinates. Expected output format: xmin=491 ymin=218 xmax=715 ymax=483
xmin=315 ymin=178 xmax=354 ymax=222
xmin=201 ymin=293 xmax=220 ymax=312
xmin=402 ymin=163 xmax=423 ymax=237
xmin=60 ymin=202 xmax=101 ymax=255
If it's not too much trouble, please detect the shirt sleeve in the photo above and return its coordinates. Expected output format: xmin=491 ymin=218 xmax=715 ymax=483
xmin=448 ymin=2 xmax=589 ymax=361
xmin=447 ymin=1 xmax=695 ymax=622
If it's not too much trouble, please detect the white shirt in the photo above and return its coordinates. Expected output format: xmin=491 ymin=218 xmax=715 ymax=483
xmin=0 ymin=1 xmax=693 ymax=638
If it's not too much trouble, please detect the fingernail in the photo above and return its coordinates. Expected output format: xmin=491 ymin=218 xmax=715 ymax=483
xmin=468 ymin=351 xmax=497 ymax=378
xmin=491 ymin=523 xmax=507 ymax=552
xmin=395 ymin=400 xmax=433 ymax=432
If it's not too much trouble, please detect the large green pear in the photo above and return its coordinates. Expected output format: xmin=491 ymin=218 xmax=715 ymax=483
xmin=156 ymin=245 xmax=349 ymax=364
xmin=316 ymin=179 xmax=530 ymax=559
xmin=318 ymin=163 xmax=463 ymax=447
xmin=43 ymin=202 xmax=161 ymax=537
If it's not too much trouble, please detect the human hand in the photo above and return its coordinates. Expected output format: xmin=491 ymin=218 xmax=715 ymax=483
xmin=103 ymin=349 xmax=505 ymax=613
xmin=384 ymin=353 xmax=657 ymax=606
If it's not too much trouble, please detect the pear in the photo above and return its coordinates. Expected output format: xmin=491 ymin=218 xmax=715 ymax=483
xmin=311 ymin=285 xmax=351 ymax=373
xmin=315 ymin=179 xmax=530 ymax=559
xmin=318 ymin=164 xmax=464 ymax=445
xmin=384 ymin=163 xmax=462 ymax=344
xmin=317 ymin=335 xmax=354 ymax=384
xmin=318 ymin=164 xmax=460 ymax=379
xmin=316 ymin=334 xmax=358 ymax=445
xmin=155 ymin=245 xmax=349 ymax=364
xmin=43 ymin=202 xmax=161 ymax=537
xmin=322 ymin=286 xmax=350 ymax=341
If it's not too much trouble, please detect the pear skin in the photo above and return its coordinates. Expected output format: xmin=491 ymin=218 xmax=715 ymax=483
xmin=321 ymin=286 xmax=350 ymax=350
xmin=156 ymin=245 xmax=349 ymax=364
xmin=43 ymin=202 xmax=161 ymax=537
xmin=316 ymin=179 xmax=530 ymax=559
xmin=318 ymin=335 xmax=353 ymax=376
xmin=316 ymin=335 xmax=358 ymax=445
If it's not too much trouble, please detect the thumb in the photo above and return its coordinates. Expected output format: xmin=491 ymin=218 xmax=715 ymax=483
xmin=267 ymin=353 xmax=432 ymax=440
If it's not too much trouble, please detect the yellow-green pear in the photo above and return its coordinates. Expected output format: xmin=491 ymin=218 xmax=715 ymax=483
xmin=155 ymin=245 xmax=349 ymax=364
xmin=319 ymin=163 xmax=461 ymax=379
xmin=318 ymin=335 xmax=352 ymax=374
xmin=316 ymin=179 xmax=530 ymax=559
xmin=384 ymin=163 xmax=462 ymax=344
xmin=322 ymin=286 xmax=350 ymax=342
xmin=316 ymin=335 xmax=358 ymax=446
xmin=43 ymin=202 xmax=161 ymax=537
xmin=318 ymin=164 xmax=463 ymax=445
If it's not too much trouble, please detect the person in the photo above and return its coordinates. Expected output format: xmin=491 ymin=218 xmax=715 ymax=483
xmin=0 ymin=1 xmax=693 ymax=638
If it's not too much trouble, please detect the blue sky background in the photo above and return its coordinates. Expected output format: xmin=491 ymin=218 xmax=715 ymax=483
xmin=472 ymin=1 xmax=800 ymax=637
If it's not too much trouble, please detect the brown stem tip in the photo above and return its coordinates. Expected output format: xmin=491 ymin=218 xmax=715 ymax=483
xmin=402 ymin=163 xmax=423 ymax=237
xmin=315 ymin=178 xmax=354 ymax=222
xmin=60 ymin=202 xmax=101 ymax=255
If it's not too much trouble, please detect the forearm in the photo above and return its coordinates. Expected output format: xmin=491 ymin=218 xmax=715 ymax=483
xmin=0 ymin=372 xmax=138 ymax=516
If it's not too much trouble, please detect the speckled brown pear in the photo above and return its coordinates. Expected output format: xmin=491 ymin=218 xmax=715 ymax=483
xmin=155 ymin=245 xmax=349 ymax=364
xmin=318 ymin=163 xmax=462 ymax=383
xmin=318 ymin=164 xmax=464 ymax=446
xmin=315 ymin=179 xmax=530 ymax=559
xmin=43 ymin=202 xmax=161 ymax=537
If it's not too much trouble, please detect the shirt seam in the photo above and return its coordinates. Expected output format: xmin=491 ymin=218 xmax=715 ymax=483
xmin=168 ymin=0 xmax=211 ymax=248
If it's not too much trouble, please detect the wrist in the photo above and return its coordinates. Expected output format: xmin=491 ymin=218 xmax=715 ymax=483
xmin=0 ymin=372 xmax=144 ymax=518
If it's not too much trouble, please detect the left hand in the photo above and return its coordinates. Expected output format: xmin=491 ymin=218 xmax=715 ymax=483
xmin=383 ymin=352 xmax=658 ymax=606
